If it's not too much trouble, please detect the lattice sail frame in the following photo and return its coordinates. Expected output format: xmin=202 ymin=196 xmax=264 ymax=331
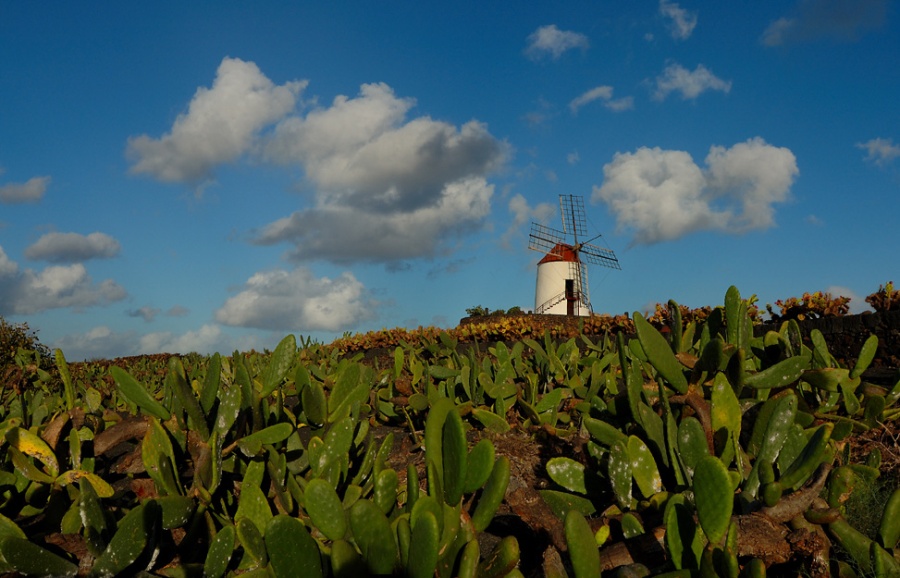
xmin=528 ymin=194 xmax=620 ymax=314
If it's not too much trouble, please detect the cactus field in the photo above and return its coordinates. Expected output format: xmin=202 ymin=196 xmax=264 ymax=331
xmin=1 ymin=285 xmax=900 ymax=577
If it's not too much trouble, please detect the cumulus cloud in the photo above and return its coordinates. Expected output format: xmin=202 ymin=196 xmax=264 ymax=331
xmin=51 ymin=326 xmax=138 ymax=361
xmin=139 ymin=324 xmax=230 ymax=355
xmin=166 ymin=305 xmax=190 ymax=317
xmin=0 ymin=248 xmax=17 ymax=277
xmin=525 ymin=25 xmax=590 ymax=60
xmin=258 ymin=82 xmax=506 ymax=263
xmin=127 ymin=306 xmax=160 ymax=322
xmin=502 ymin=193 xmax=556 ymax=247
xmin=24 ymin=232 xmax=121 ymax=263
xmin=857 ymin=137 xmax=900 ymax=166
xmin=0 ymin=247 xmax=127 ymax=315
xmin=570 ymin=86 xmax=634 ymax=114
xmin=762 ymin=0 xmax=888 ymax=46
xmin=126 ymin=57 xmax=305 ymax=186
xmin=0 ymin=176 xmax=50 ymax=204
xmin=256 ymin=177 xmax=495 ymax=263
xmin=593 ymin=137 xmax=798 ymax=244
xmin=215 ymin=267 xmax=376 ymax=332
xmin=659 ymin=0 xmax=698 ymax=40
xmin=51 ymin=324 xmax=260 ymax=361
xmin=654 ymin=63 xmax=731 ymax=101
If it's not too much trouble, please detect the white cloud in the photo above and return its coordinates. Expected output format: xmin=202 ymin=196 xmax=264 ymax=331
xmin=762 ymin=0 xmax=888 ymax=46
xmin=857 ymin=137 xmax=900 ymax=166
xmin=653 ymin=63 xmax=731 ymax=101
xmin=130 ymin=61 xmax=506 ymax=264
xmin=0 ymin=247 xmax=17 ymax=277
xmin=567 ymin=151 xmax=581 ymax=165
xmin=258 ymin=82 xmax=507 ymax=263
xmin=139 ymin=324 xmax=229 ymax=355
xmin=659 ymin=0 xmax=698 ymax=40
xmin=525 ymin=25 xmax=590 ymax=60
xmin=52 ymin=326 xmax=138 ymax=361
xmin=166 ymin=305 xmax=190 ymax=317
xmin=256 ymin=177 xmax=495 ymax=264
xmin=126 ymin=57 xmax=305 ymax=186
xmin=51 ymin=323 xmax=261 ymax=361
xmin=704 ymin=138 xmax=799 ymax=230
xmin=127 ymin=306 xmax=160 ymax=322
xmin=0 ymin=247 xmax=127 ymax=315
xmin=503 ymin=194 xmax=556 ymax=248
xmin=0 ymin=176 xmax=50 ymax=204
xmin=215 ymin=267 xmax=376 ymax=332
xmin=266 ymin=84 xmax=504 ymax=212
xmin=24 ymin=232 xmax=121 ymax=263
xmin=571 ymin=86 xmax=613 ymax=112
xmin=593 ymin=137 xmax=798 ymax=244
xmin=570 ymin=86 xmax=635 ymax=114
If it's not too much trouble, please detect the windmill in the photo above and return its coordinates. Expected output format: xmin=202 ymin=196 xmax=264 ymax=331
xmin=528 ymin=194 xmax=620 ymax=316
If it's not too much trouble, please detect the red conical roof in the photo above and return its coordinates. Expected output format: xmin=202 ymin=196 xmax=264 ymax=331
xmin=538 ymin=243 xmax=578 ymax=264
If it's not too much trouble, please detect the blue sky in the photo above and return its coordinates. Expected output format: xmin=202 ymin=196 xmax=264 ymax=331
xmin=1 ymin=1 xmax=898 ymax=360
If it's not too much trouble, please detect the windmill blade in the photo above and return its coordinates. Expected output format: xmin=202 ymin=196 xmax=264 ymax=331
xmin=528 ymin=222 xmax=567 ymax=255
xmin=559 ymin=194 xmax=589 ymax=241
xmin=579 ymin=242 xmax=621 ymax=269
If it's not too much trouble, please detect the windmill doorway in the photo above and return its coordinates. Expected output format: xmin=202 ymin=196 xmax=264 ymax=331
xmin=565 ymin=279 xmax=576 ymax=316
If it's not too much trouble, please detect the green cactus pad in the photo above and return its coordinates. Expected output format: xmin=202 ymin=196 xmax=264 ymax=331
xmin=456 ymin=538 xmax=481 ymax=578
xmin=234 ymin=482 xmax=273 ymax=537
xmin=237 ymin=422 xmax=294 ymax=457
xmin=677 ymin=416 xmax=709 ymax=481
xmin=0 ymin=536 xmax=78 ymax=578
xmin=693 ymin=456 xmax=733 ymax=546
xmin=665 ymin=495 xmax=704 ymax=570
xmin=266 ymin=515 xmax=324 ymax=578
xmin=546 ymin=457 xmax=590 ymax=495
xmin=442 ymin=408 xmax=468 ymax=506
xmin=407 ymin=510 xmax=440 ymax=578
xmin=634 ymin=311 xmax=688 ymax=394
xmin=349 ymin=499 xmax=398 ymax=575
xmin=301 ymin=380 xmax=327 ymax=426
xmin=462 ymin=438 xmax=495 ymax=494
xmin=477 ymin=535 xmax=520 ymax=578
xmin=111 ymin=365 xmax=172 ymax=421
xmin=167 ymin=357 xmax=209 ymax=440
xmin=743 ymin=355 xmax=810 ymax=390
xmin=237 ymin=516 xmax=268 ymax=567
xmin=627 ymin=435 xmax=663 ymax=498
xmin=878 ymin=487 xmax=900 ymax=549
xmin=565 ymin=510 xmax=600 ymax=578
xmin=539 ymin=490 xmax=596 ymax=518
xmin=609 ymin=439 xmax=634 ymax=510
xmin=374 ymin=468 xmax=399 ymax=515
xmin=471 ymin=456 xmax=510 ymax=532
xmin=157 ymin=495 xmax=195 ymax=530
xmin=260 ymin=334 xmax=296 ymax=398
xmin=584 ymin=416 xmax=628 ymax=447
xmin=203 ymin=525 xmax=236 ymax=578
xmin=92 ymin=499 xmax=161 ymax=577
xmin=850 ymin=334 xmax=878 ymax=379
xmin=330 ymin=539 xmax=366 ymax=578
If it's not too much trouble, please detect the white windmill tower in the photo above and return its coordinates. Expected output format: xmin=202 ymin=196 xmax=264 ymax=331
xmin=528 ymin=194 xmax=620 ymax=316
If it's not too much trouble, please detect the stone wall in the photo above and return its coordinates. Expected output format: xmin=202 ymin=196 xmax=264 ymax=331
xmin=756 ymin=310 xmax=900 ymax=381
